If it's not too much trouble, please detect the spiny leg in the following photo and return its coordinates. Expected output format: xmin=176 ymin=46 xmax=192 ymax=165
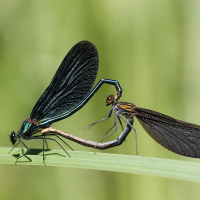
xmin=25 ymin=136 xmax=71 ymax=157
xmin=22 ymin=136 xmax=70 ymax=165
xmin=44 ymin=137 xmax=49 ymax=150
xmin=41 ymin=133 xmax=74 ymax=151
xmin=8 ymin=141 xmax=21 ymax=154
xmin=43 ymin=134 xmax=74 ymax=165
xmin=15 ymin=139 xmax=30 ymax=164
xmin=105 ymin=123 xmax=116 ymax=135
xmin=117 ymin=115 xmax=138 ymax=155
xmin=117 ymin=115 xmax=124 ymax=131
xmin=103 ymin=114 xmax=124 ymax=136
xmin=97 ymin=110 xmax=118 ymax=144
xmin=84 ymin=107 xmax=113 ymax=130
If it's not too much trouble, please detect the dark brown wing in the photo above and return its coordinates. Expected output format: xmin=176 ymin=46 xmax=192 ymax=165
xmin=135 ymin=107 xmax=200 ymax=158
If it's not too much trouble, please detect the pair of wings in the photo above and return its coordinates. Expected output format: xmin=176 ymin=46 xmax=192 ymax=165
xmin=135 ymin=107 xmax=200 ymax=158
xmin=30 ymin=41 xmax=99 ymax=125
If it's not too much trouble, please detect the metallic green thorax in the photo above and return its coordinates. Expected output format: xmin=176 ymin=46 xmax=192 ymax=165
xmin=17 ymin=118 xmax=39 ymax=138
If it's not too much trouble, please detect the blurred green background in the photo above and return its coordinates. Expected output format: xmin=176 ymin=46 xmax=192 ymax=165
xmin=1 ymin=0 xmax=200 ymax=199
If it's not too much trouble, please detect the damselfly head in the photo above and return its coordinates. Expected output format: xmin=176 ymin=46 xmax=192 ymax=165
xmin=9 ymin=132 xmax=17 ymax=145
xmin=105 ymin=95 xmax=115 ymax=106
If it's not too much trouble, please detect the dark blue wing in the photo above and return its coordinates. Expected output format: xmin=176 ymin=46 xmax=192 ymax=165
xmin=30 ymin=41 xmax=99 ymax=123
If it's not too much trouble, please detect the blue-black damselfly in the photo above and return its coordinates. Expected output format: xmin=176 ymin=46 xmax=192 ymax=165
xmin=9 ymin=41 xmax=122 ymax=165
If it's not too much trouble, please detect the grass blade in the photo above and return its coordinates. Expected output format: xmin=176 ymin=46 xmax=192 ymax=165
xmin=0 ymin=147 xmax=200 ymax=182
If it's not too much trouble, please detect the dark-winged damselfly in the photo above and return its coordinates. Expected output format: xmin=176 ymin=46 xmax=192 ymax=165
xmin=44 ymin=94 xmax=200 ymax=158
xmin=9 ymin=41 xmax=122 ymax=165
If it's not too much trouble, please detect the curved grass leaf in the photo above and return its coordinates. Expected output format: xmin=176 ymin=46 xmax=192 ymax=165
xmin=0 ymin=147 xmax=200 ymax=182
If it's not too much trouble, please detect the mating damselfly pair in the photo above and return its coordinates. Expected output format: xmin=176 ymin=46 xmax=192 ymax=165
xmin=10 ymin=41 xmax=200 ymax=165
